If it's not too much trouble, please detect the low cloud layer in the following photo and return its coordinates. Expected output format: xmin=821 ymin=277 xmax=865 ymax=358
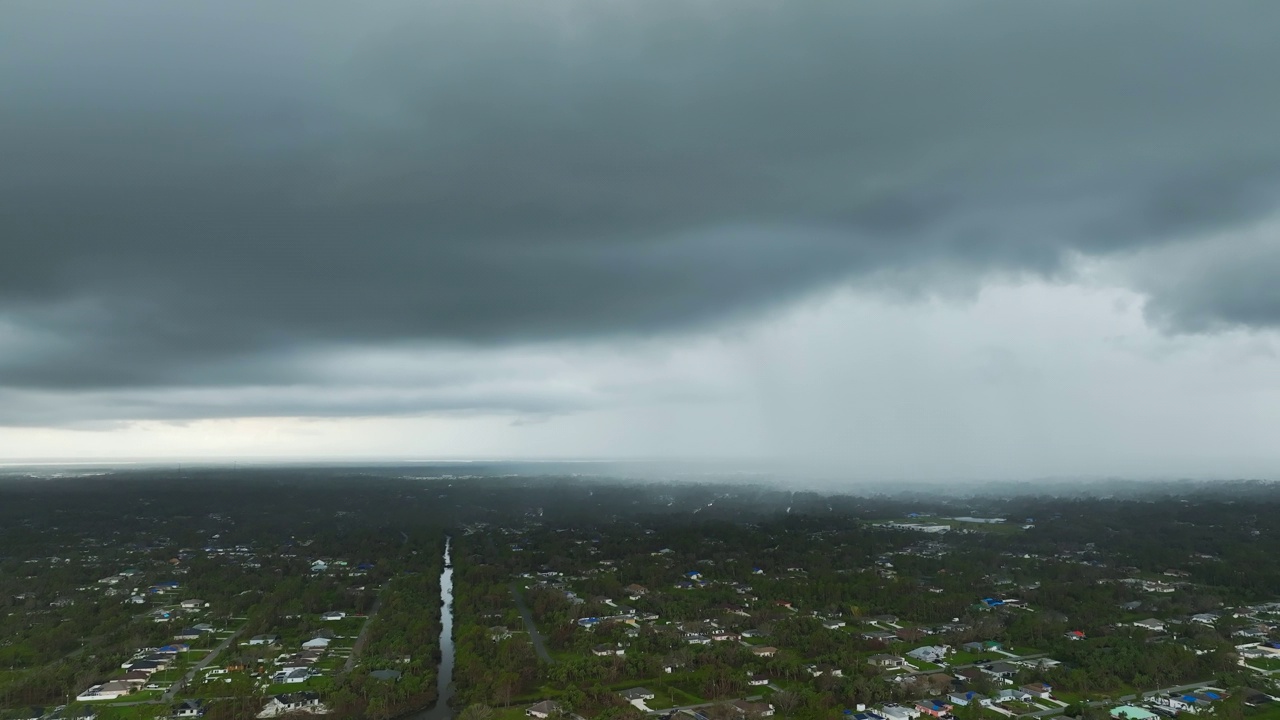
xmin=1 ymin=1 xmax=1279 ymax=437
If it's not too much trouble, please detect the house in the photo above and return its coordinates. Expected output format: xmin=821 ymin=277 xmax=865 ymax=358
xmin=751 ymin=646 xmax=778 ymax=657
xmin=369 ymin=670 xmax=402 ymax=682
xmin=685 ymin=571 xmax=703 ymax=581
xmin=624 ymin=584 xmax=648 ymax=597
xmin=948 ymin=692 xmax=990 ymax=707
xmin=1065 ymin=630 xmax=1086 ymax=640
xmin=1191 ymin=613 xmax=1219 ymax=625
xmin=962 ymin=640 xmax=1002 ymax=653
xmin=863 ymin=631 xmax=900 ymax=643
xmin=993 ymin=689 xmax=1032 ymax=703
xmin=272 ymin=668 xmax=310 ymax=684
xmin=686 ymin=634 xmax=711 ymax=645
xmin=823 ymin=619 xmax=848 ymax=630
xmin=868 ymin=654 xmax=907 ymax=669
xmin=123 ymin=659 xmax=165 ymax=673
xmin=593 ymin=644 xmax=624 ymax=656
xmin=1242 ymin=689 xmax=1275 ymax=707
xmin=1134 ymin=619 xmax=1166 ymax=632
xmin=1110 ymin=707 xmax=1158 ymax=720
xmin=980 ymin=662 xmax=1019 ymax=681
xmin=302 ymin=637 xmax=331 ymax=650
xmin=526 ymin=701 xmax=563 ymax=719
xmin=171 ymin=699 xmax=207 ymax=718
xmin=907 ymin=645 xmax=950 ymax=664
xmin=174 ymin=628 xmax=202 ymax=640
xmin=1020 ymin=683 xmax=1053 ymax=699
xmin=730 ymin=700 xmax=775 ymax=717
xmin=878 ymin=705 xmax=920 ymax=720
xmin=180 ymin=599 xmax=207 ymax=610
xmin=489 ymin=626 xmax=512 ymax=641
xmin=710 ymin=630 xmax=738 ymax=642
xmin=748 ymin=674 xmax=769 ymax=686
xmin=257 ymin=691 xmax=324 ymax=718
xmin=619 ymin=687 xmax=656 ymax=702
xmin=77 ymin=680 xmax=136 ymax=701
xmin=915 ymin=700 xmax=952 ymax=717
xmin=1153 ymin=695 xmax=1208 ymax=714
xmin=320 ymin=611 xmax=346 ymax=621
xmin=248 ymin=634 xmax=279 ymax=646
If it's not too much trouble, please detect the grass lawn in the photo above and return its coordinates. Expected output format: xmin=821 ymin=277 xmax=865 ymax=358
xmin=95 ymin=704 xmax=167 ymax=720
xmin=1247 ymin=657 xmax=1280 ymax=671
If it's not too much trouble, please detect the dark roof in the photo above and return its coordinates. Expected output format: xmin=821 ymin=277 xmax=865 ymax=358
xmin=619 ymin=687 xmax=654 ymax=700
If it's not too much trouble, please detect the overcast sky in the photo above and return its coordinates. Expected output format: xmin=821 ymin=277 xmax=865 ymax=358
xmin=3 ymin=1 xmax=1279 ymax=478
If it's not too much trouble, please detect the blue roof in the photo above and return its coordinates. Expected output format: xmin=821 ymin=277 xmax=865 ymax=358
xmin=1202 ymin=692 xmax=1221 ymax=700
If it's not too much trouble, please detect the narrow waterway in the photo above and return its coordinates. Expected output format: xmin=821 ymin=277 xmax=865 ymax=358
xmin=416 ymin=536 xmax=454 ymax=720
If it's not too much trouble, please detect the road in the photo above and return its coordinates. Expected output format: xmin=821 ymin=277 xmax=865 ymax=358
xmin=162 ymin=625 xmax=247 ymax=702
xmin=644 ymin=694 xmax=766 ymax=716
xmin=509 ymin=582 xmax=554 ymax=664
xmin=343 ymin=590 xmax=385 ymax=674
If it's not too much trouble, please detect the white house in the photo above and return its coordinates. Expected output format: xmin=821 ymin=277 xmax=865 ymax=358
xmin=77 ymin=681 xmax=135 ymax=701
xmin=320 ymin=611 xmax=346 ymax=621
xmin=907 ymin=645 xmax=950 ymax=664
xmin=258 ymin=692 xmax=325 ymax=718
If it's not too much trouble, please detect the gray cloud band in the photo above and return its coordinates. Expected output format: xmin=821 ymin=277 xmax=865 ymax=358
xmin=1 ymin=0 xmax=1278 ymax=414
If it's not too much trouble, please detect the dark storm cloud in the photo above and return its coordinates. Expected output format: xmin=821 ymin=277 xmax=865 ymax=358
xmin=2 ymin=0 xmax=1280 ymax=409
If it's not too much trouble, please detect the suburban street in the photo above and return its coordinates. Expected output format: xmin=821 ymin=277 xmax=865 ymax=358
xmin=343 ymin=590 xmax=386 ymax=674
xmin=162 ymin=625 xmax=247 ymax=702
xmin=510 ymin=582 xmax=555 ymax=664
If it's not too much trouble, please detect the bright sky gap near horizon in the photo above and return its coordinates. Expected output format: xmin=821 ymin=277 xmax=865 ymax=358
xmin=2 ymin=1 xmax=1280 ymax=478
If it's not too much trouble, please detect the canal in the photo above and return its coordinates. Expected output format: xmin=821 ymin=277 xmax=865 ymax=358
xmin=413 ymin=536 xmax=454 ymax=720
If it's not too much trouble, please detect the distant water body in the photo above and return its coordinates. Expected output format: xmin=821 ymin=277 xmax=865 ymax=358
xmin=413 ymin=536 xmax=454 ymax=720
